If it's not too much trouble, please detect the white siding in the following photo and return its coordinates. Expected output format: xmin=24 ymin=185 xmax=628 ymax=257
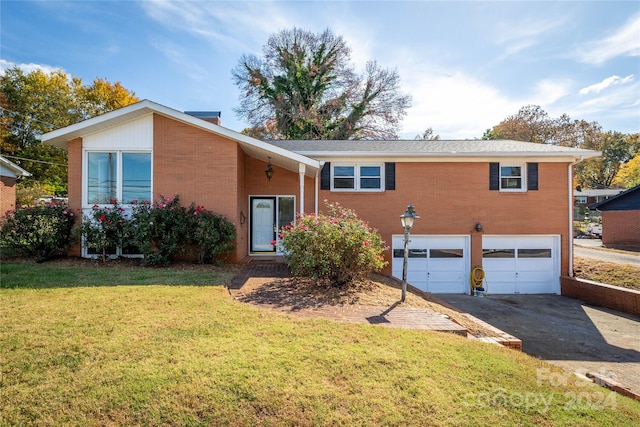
xmin=83 ymin=114 xmax=153 ymax=149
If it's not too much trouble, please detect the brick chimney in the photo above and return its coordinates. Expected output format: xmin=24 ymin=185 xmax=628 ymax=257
xmin=184 ymin=111 xmax=221 ymax=125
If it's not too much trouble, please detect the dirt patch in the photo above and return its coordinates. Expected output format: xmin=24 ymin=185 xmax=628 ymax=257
xmin=574 ymin=257 xmax=640 ymax=290
xmin=235 ymin=273 xmax=502 ymax=338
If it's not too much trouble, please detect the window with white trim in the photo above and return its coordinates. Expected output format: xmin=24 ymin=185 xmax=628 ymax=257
xmin=500 ymin=164 xmax=525 ymax=191
xmin=87 ymin=151 xmax=152 ymax=204
xmin=575 ymin=196 xmax=587 ymax=204
xmin=331 ymin=164 xmax=383 ymax=191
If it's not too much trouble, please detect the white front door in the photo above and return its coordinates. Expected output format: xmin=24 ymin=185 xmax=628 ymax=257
xmin=251 ymin=197 xmax=275 ymax=252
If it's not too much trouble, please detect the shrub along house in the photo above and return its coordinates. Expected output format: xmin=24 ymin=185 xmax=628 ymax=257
xmin=41 ymin=100 xmax=600 ymax=294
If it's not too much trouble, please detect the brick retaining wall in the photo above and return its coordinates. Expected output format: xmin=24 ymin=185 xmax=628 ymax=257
xmin=561 ymin=276 xmax=640 ymax=316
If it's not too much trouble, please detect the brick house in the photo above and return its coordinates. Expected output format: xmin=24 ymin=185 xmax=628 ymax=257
xmin=573 ymin=188 xmax=624 ymax=220
xmin=590 ymin=185 xmax=640 ymax=250
xmin=0 ymin=155 xmax=31 ymax=215
xmin=41 ymin=100 xmax=600 ymax=294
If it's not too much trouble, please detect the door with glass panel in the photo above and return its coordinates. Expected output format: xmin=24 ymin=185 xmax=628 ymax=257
xmin=250 ymin=196 xmax=295 ymax=253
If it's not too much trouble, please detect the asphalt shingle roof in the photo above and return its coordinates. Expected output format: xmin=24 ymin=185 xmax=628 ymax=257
xmin=266 ymin=139 xmax=599 ymax=158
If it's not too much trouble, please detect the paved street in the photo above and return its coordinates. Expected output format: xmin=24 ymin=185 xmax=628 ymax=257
xmin=574 ymin=240 xmax=640 ymax=267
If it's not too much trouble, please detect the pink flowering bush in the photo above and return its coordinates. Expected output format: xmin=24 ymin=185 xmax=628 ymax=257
xmin=130 ymin=195 xmax=236 ymax=266
xmin=187 ymin=204 xmax=236 ymax=264
xmin=1 ymin=200 xmax=76 ymax=260
xmin=278 ymin=202 xmax=388 ymax=287
xmin=130 ymin=195 xmax=190 ymax=266
xmin=77 ymin=201 xmax=129 ymax=262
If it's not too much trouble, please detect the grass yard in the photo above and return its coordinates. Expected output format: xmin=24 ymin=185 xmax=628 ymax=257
xmin=574 ymin=256 xmax=640 ymax=290
xmin=1 ymin=261 xmax=639 ymax=426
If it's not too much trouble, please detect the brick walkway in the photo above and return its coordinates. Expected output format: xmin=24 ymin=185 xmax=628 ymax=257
xmin=229 ymin=259 xmax=467 ymax=337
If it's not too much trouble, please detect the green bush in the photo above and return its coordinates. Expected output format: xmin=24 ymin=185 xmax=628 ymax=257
xmin=278 ymin=202 xmax=388 ymax=287
xmin=0 ymin=201 xmax=76 ymax=260
xmin=129 ymin=195 xmax=191 ymax=266
xmin=76 ymin=201 xmax=130 ymax=262
xmin=188 ymin=204 xmax=236 ymax=264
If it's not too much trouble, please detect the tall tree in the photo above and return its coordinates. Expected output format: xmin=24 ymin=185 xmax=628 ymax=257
xmin=232 ymin=28 xmax=411 ymax=140
xmin=573 ymin=131 xmax=632 ymax=189
xmin=484 ymin=105 xmax=636 ymax=189
xmin=415 ymin=127 xmax=440 ymax=140
xmin=613 ymin=155 xmax=640 ymax=189
xmin=0 ymin=67 xmax=139 ymax=195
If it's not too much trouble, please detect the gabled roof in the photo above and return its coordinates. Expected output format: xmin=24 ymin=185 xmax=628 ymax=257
xmin=39 ymin=100 xmax=321 ymax=177
xmin=267 ymin=140 xmax=601 ymax=162
xmin=0 ymin=156 xmax=31 ymax=178
xmin=590 ymin=185 xmax=640 ymax=211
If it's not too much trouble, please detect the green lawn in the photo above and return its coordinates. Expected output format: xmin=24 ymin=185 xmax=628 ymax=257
xmin=1 ymin=261 xmax=639 ymax=426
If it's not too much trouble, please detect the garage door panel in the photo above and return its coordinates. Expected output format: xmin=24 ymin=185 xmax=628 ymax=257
xmin=392 ymin=235 xmax=469 ymax=294
xmin=482 ymin=235 xmax=559 ymax=294
xmin=428 ymin=258 xmax=465 ymax=272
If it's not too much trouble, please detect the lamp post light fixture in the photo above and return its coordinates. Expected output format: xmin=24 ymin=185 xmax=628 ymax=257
xmin=400 ymin=203 xmax=419 ymax=303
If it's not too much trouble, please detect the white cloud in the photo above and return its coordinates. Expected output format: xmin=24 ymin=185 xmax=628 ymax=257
xmin=533 ymin=79 xmax=572 ymax=105
xmin=149 ymin=40 xmax=208 ymax=81
xmin=400 ymin=70 xmax=519 ymax=140
xmin=492 ymin=15 xmax=566 ymax=60
xmin=579 ymin=75 xmax=634 ymax=95
xmin=576 ymin=13 xmax=640 ymax=65
xmin=141 ymin=1 xmax=291 ymax=53
xmin=0 ymin=59 xmax=61 ymax=75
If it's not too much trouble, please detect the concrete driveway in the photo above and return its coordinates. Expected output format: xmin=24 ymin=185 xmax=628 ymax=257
xmin=438 ymin=294 xmax=640 ymax=397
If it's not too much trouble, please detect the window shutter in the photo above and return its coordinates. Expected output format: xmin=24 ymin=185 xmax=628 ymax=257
xmin=527 ymin=162 xmax=539 ymax=191
xmin=489 ymin=163 xmax=499 ymax=190
xmin=320 ymin=162 xmax=331 ymax=190
xmin=385 ymin=162 xmax=396 ymax=190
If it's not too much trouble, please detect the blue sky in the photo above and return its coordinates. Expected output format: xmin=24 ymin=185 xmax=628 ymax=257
xmin=2 ymin=0 xmax=639 ymax=139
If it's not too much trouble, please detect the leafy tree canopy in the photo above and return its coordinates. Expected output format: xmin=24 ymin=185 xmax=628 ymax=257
xmin=1 ymin=67 xmax=139 ymax=195
xmin=484 ymin=105 xmax=638 ymax=189
xmin=233 ymin=27 xmax=411 ymax=140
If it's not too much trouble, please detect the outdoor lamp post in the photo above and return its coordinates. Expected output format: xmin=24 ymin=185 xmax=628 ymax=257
xmin=400 ymin=204 xmax=419 ymax=303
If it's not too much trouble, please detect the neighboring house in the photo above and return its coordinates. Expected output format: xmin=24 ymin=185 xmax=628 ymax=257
xmin=590 ymin=185 xmax=640 ymax=250
xmin=573 ymin=188 xmax=624 ymax=219
xmin=0 ymin=155 xmax=31 ymax=215
xmin=40 ymin=100 xmax=600 ymax=295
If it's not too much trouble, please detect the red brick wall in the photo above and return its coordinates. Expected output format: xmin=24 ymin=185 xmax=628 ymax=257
xmin=601 ymin=210 xmax=640 ymax=249
xmin=67 ymin=138 xmax=83 ymax=256
xmin=0 ymin=175 xmax=17 ymax=216
xmin=319 ymin=162 xmax=572 ymax=276
xmin=561 ymin=276 xmax=640 ymax=316
xmin=153 ymin=114 xmax=242 ymax=260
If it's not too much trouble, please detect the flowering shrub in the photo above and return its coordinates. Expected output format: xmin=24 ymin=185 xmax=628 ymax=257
xmin=129 ymin=195 xmax=191 ymax=266
xmin=76 ymin=201 xmax=130 ymax=262
xmin=1 ymin=201 xmax=76 ymax=260
xmin=188 ymin=204 xmax=237 ymax=264
xmin=278 ymin=202 xmax=388 ymax=287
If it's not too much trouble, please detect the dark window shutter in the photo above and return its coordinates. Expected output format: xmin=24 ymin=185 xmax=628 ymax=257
xmin=527 ymin=163 xmax=539 ymax=191
xmin=385 ymin=162 xmax=395 ymax=190
xmin=320 ymin=162 xmax=331 ymax=190
xmin=489 ymin=163 xmax=499 ymax=190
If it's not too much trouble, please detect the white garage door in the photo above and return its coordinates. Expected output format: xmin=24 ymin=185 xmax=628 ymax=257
xmin=392 ymin=235 xmax=470 ymax=294
xmin=482 ymin=235 xmax=560 ymax=294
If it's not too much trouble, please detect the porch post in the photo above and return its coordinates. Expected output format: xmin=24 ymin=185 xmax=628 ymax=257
xmin=298 ymin=163 xmax=306 ymax=215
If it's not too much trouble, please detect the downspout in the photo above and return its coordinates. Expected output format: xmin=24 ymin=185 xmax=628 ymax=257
xmin=315 ymin=163 xmax=322 ymax=215
xmin=298 ymin=163 xmax=306 ymax=215
xmin=568 ymin=157 xmax=582 ymax=277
